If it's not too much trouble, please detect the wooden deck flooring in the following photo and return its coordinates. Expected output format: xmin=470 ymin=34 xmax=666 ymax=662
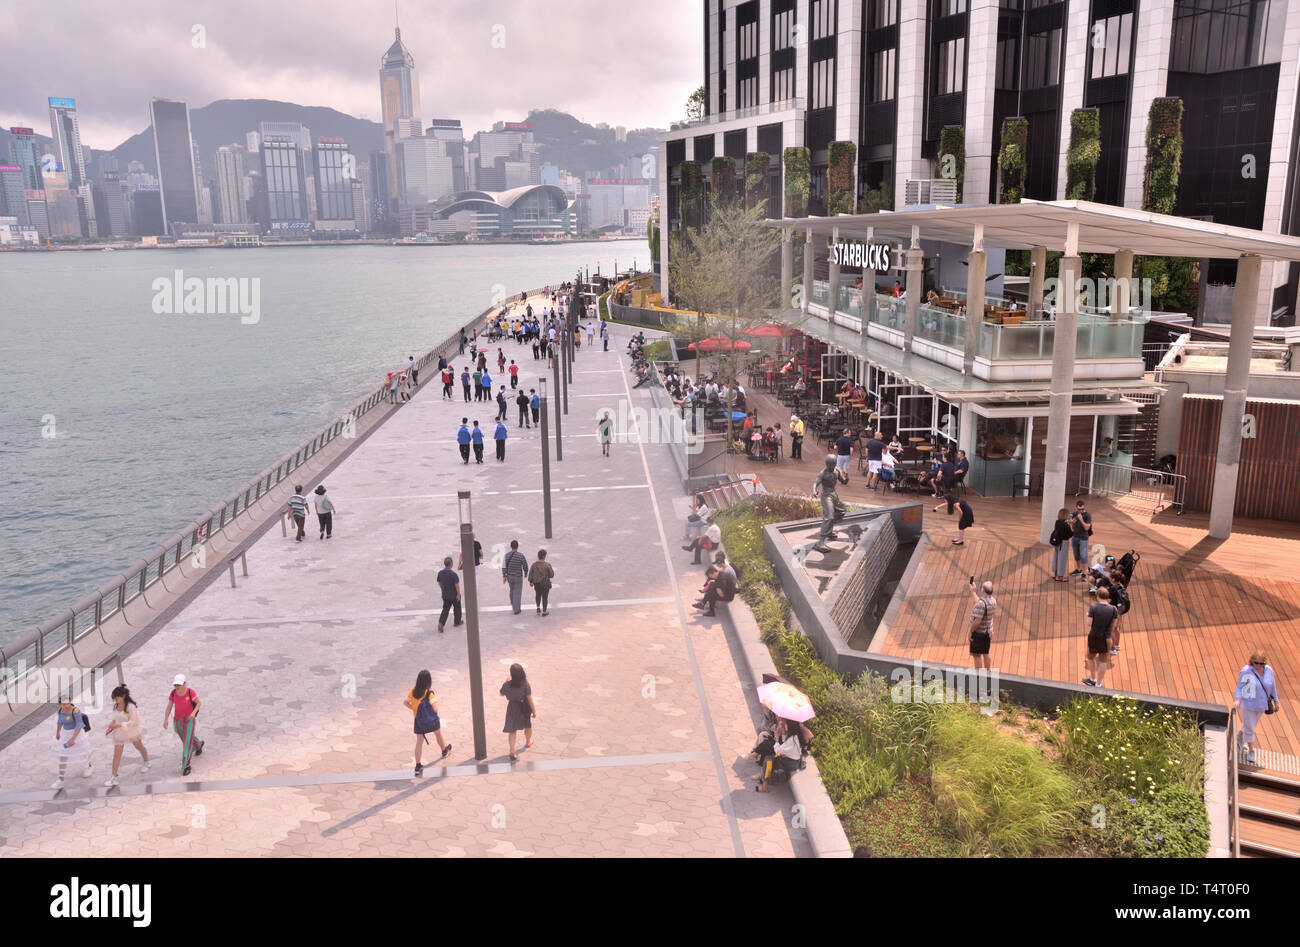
xmin=723 ymin=377 xmax=1300 ymax=758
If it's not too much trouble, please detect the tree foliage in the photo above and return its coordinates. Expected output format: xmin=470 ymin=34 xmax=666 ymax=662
xmin=686 ymin=86 xmax=706 ymax=123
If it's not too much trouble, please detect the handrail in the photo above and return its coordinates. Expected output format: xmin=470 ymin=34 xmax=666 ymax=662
xmin=2 ymin=281 xmax=565 ymax=689
xmin=1076 ymin=460 xmax=1185 ymax=515
xmin=1228 ymin=705 xmax=1240 ymax=858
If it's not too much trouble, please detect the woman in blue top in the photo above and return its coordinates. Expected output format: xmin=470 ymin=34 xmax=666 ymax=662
xmin=53 ymin=698 xmax=93 ymax=789
xmin=494 ymin=421 xmax=508 ymax=462
xmin=1234 ymin=651 xmax=1279 ymax=766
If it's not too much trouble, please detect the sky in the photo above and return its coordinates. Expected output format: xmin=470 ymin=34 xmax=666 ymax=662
xmin=0 ymin=0 xmax=704 ymax=150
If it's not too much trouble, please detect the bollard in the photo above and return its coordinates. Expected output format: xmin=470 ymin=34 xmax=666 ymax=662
xmin=281 ymin=514 xmax=288 ymax=537
xmin=228 ymin=551 xmax=248 ymax=588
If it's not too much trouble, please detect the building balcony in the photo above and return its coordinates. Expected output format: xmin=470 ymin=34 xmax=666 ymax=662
xmin=668 ymin=99 xmax=806 ymax=132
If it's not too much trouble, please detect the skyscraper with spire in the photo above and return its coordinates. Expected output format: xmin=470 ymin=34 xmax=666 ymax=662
xmin=379 ymin=21 xmax=420 ymax=207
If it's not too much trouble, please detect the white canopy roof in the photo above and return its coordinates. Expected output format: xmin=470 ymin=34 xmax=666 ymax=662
xmin=770 ymin=199 xmax=1300 ymax=262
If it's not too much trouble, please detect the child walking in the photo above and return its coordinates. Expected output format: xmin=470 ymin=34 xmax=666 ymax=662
xmin=404 ymin=669 xmax=452 ymax=777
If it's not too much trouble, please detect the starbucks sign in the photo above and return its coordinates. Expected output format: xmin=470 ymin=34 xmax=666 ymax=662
xmin=831 ymin=241 xmax=893 ymax=270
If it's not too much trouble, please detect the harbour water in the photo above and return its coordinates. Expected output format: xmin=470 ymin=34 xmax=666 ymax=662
xmin=0 ymin=239 xmax=645 ymax=641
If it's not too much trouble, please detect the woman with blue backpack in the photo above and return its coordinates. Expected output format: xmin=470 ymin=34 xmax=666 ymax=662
xmin=404 ymin=669 xmax=452 ymax=777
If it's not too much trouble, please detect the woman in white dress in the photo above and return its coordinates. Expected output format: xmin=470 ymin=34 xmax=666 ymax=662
xmin=52 ymin=698 xmax=93 ymax=790
xmin=103 ymin=684 xmax=151 ymax=787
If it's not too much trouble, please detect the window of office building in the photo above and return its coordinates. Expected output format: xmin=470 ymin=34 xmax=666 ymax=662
xmin=812 ymin=57 xmax=836 ymax=109
xmin=995 ymin=38 xmax=1019 ymax=89
xmin=935 ymin=38 xmax=965 ymax=95
xmin=739 ymin=76 xmax=759 ymax=109
xmin=1089 ymin=13 xmax=1133 ymax=78
xmin=1170 ymin=0 xmax=1286 ymax=73
xmin=773 ymin=67 xmax=795 ymax=101
xmin=812 ymin=0 xmax=835 ymax=40
xmin=869 ymin=0 xmax=896 ymax=28
xmin=935 ymin=0 xmax=967 ymax=16
xmin=737 ymin=2 xmax=759 ymax=61
xmin=870 ymin=48 xmax=896 ymax=102
xmin=1024 ymin=28 xmax=1061 ymax=89
xmin=773 ymin=6 xmax=796 ymax=50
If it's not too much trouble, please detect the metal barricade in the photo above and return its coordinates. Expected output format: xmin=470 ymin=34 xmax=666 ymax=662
xmin=1076 ymin=461 xmax=1185 ymax=514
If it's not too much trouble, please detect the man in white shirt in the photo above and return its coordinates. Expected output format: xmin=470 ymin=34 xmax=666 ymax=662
xmin=682 ymin=516 xmax=722 ymax=564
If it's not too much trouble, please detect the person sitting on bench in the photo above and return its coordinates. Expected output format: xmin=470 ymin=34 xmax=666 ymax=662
xmin=682 ymin=516 xmax=721 ymax=564
xmin=693 ymin=561 xmax=737 ymax=616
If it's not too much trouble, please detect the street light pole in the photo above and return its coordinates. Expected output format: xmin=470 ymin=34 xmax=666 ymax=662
xmin=456 ymin=491 xmax=488 ymax=761
xmin=539 ymin=377 xmax=553 ymax=538
xmin=560 ymin=330 xmax=570 ymax=416
xmin=551 ymin=348 xmax=563 ymax=460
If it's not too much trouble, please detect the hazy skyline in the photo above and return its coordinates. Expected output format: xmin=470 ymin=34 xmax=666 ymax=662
xmin=0 ymin=0 xmax=703 ymax=151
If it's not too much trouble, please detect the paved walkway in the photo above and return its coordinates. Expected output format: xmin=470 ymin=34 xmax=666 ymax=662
xmin=0 ymin=299 xmax=811 ymax=858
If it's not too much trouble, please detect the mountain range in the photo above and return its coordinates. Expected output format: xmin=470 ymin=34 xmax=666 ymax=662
xmin=2 ymin=101 xmax=661 ymax=183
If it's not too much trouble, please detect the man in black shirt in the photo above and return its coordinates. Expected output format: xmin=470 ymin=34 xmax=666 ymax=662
xmin=953 ymin=449 xmax=970 ymax=486
xmin=436 ymin=557 xmax=462 ymax=633
xmin=1083 ymin=587 xmax=1118 ymax=687
xmin=694 ymin=564 xmax=737 ymax=617
xmin=834 ymin=428 xmax=855 ymax=481
xmin=864 ymin=430 xmax=886 ymax=490
xmin=938 ymin=450 xmax=957 ymax=497
xmin=1069 ymin=500 xmax=1093 ymax=577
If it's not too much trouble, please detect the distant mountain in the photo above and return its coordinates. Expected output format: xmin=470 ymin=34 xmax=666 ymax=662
xmin=519 ymin=109 xmax=661 ymax=179
xmin=107 ymin=99 xmax=386 ymax=174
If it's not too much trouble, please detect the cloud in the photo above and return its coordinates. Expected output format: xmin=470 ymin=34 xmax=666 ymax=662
xmin=0 ymin=0 xmax=703 ymax=150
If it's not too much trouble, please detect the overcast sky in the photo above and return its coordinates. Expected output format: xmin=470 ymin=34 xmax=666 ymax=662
xmin=0 ymin=0 xmax=704 ymax=150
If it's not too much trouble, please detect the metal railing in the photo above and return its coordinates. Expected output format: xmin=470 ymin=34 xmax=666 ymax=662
xmin=1 ymin=282 xmax=562 ymax=696
xmin=1076 ymin=460 xmax=1186 ymax=514
xmin=1228 ymin=705 xmax=1240 ymax=858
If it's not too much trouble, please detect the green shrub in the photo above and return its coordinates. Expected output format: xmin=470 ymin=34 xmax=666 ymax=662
xmin=845 ymin=778 xmax=963 ymax=857
xmin=783 ymin=147 xmax=810 ymax=218
xmin=1053 ymin=695 xmax=1204 ymax=798
xmin=1109 ymin=787 xmax=1209 ymax=858
xmin=930 ymin=707 xmax=1077 ymax=856
xmin=998 ymin=117 xmax=1028 ymax=204
xmin=1066 ymin=108 xmax=1100 ymax=201
xmin=744 ymin=152 xmax=770 ymax=214
xmin=710 ymin=155 xmax=736 ymax=206
xmin=827 ymin=140 xmax=857 ymax=215
xmin=938 ymin=126 xmax=964 ymax=204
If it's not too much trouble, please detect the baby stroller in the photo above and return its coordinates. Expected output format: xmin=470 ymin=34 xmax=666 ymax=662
xmin=1116 ymin=550 xmax=1140 ymax=586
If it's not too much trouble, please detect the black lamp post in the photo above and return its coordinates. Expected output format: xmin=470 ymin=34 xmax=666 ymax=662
xmin=539 ymin=377 xmax=553 ymax=538
xmin=456 ymin=490 xmax=488 ymax=761
xmin=551 ymin=346 xmax=564 ymax=459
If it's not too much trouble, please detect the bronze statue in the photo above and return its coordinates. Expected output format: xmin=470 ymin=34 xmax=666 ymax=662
xmin=811 ymin=454 xmax=849 ymax=551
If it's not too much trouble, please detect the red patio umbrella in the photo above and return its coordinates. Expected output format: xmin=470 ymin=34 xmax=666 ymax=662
xmin=743 ymin=324 xmax=790 ymax=338
xmin=688 ymin=336 xmax=753 ymax=352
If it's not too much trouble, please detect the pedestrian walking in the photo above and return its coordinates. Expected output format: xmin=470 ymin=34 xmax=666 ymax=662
xmin=835 ymin=427 xmax=854 ymax=480
xmin=471 ymin=421 xmax=485 ymax=463
xmin=1234 ymin=652 xmax=1280 ymax=766
xmin=789 ymin=413 xmax=804 ymax=460
xmin=500 ymin=663 xmax=536 ymax=761
xmin=494 ymin=420 xmax=508 ymax=461
xmin=598 ymin=411 xmax=614 ymax=456
xmin=436 ymin=556 xmax=462 ymax=633
xmin=457 ymin=419 xmax=471 ymax=464
xmin=502 ymin=540 xmax=529 ymax=615
xmin=404 ymin=669 xmax=451 ymax=777
xmin=601 ymin=321 xmax=609 ymax=351
xmin=509 ymin=360 xmax=519 ymax=388
xmin=495 ymin=387 xmax=509 ymax=421
xmin=532 ymin=337 xmax=541 ymax=360
xmin=864 ymin=430 xmax=885 ymax=489
xmin=286 ymin=485 xmax=308 ymax=541
xmin=51 ymin=696 xmax=93 ymax=789
xmin=161 ymin=674 xmax=204 ymax=776
xmin=1082 ymin=588 xmax=1118 ymax=687
xmin=1048 ymin=507 xmax=1072 ymax=581
xmin=314 ymin=485 xmax=336 ymax=539
xmin=442 ymin=366 xmax=454 ymax=400
xmin=461 ymin=368 xmax=472 ymax=402
xmin=459 ymin=329 xmax=467 ymax=355
xmin=497 ymin=348 xmax=506 ymax=373
xmin=967 ymin=579 xmax=996 ymax=673
xmin=1069 ymin=500 xmax=1093 ymax=577
xmin=516 ymin=388 xmax=531 ymax=427
xmin=528 ymin=549 xmax=554 ymax=615
xmin=387 ymin=372 xmax=401 ymax=404
xmin=472 ymin=367 xmax=484 ymax=401
xmin=530 ymin=389 xmax=540 ymax=426
xmin=102 ymin=684 xmax=150 ymax=786
xmin=480 ymin=370 xmax=493 ymax=402
xmin=587 ymin=322 xmax=595 ymax=348
xmin=934 ymin=493 xmax=974 ymax=545
xmin=408 ymin=355 xmax=419 ymax=387
xmin=399 ymin=371 xmax=412 ymax=403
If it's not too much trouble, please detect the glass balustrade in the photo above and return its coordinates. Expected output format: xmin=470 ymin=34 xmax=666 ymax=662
xmin=914 ymin=304 xmax=966 ymax=349
xmin=978 ymin=314 xmax=1146 ymax=360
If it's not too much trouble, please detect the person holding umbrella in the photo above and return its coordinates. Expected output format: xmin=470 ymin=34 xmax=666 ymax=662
xmin=752 ymin=680 xmax=814 ymax=793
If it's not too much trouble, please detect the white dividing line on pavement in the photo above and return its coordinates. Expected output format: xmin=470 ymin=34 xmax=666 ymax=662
xmin=618 ymin=354 xmax=748 ymax=859
xmin=166 ymin=596 xmax=678 ymax=630
xmin=342 ymin=483 xmax=650 ymax=502
xmin=0 ymin=750 xmax=718 ymax=807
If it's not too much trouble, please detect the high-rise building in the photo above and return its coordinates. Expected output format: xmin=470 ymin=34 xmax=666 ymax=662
xmin=395 ymin=137 xmax=455 ymax=216
xmin=131 ymin=185 xmax=164 ymax=236
xmin=0 ymin=164 xmax=28 ymax=225
xmin=661 ymin=0 xmax=1300 ymax=323
xmin=77 ymin=183 xmax=98 ymax=239
xmin=367 ymin=148 xmax=391 ymax=232
xmin=25 ymin=191 xmax=49 ymax=241
xmin=40 ymin=169 xmax=80 ymax=239
xmin=380 ymin=26 xmax=421 ymax=205
xmin=8 ymin=127 xmax=44 ymax=191
xmin=149 ymin=98 xmax=200 ymax=234
xmin=314 ymin=138 xmax=356 ymax=231
xmin=258 ymin=122 xmax=312 ymax=153
xmin=93 ymin=170 xmax=129 ymax=236
xmin=213 ymin=145 xmax=248 ymax=225
xmin=260 ymin=135 xmax=310 ymax=231
xmin=47 ymin=97 xmax=85 ymax=191
xmin=428 ymin=120 xmax=467 ymax=193
xmin=471 ymin=122 xmax=540 ymax=190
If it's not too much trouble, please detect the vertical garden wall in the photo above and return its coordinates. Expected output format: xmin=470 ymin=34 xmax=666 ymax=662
xmin=745 ymin=152 xmax=770 ymax=215
xmin=998 ymin=117 xmax=1028 ymax=205
xmin=827 ymin=141 xmax=857 ymax=215
xmin=938 ymin=125 xmax=965 ymax=204
xmin=679 ymin=160 xmax=704 ymax=232
xmin=711 ymin=155 xmax=737 ymax=207
xmin=783 ymin=147 xmax=810 ymax=218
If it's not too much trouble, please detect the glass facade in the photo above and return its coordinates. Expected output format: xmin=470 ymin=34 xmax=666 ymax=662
xmin=314 ymin=141 xmax=355 ymax=223
xmin=262 ymin=137 xmax=307 ymax=224
xmin=149 ymin=99 xmax=199 ymax=232
xmin=1170 ymin=0 xmax=1286 ymax=73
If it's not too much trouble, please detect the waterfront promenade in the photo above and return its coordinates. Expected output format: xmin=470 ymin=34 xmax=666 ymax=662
xmin=0 ymin=298 xmax=811 ymax=858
